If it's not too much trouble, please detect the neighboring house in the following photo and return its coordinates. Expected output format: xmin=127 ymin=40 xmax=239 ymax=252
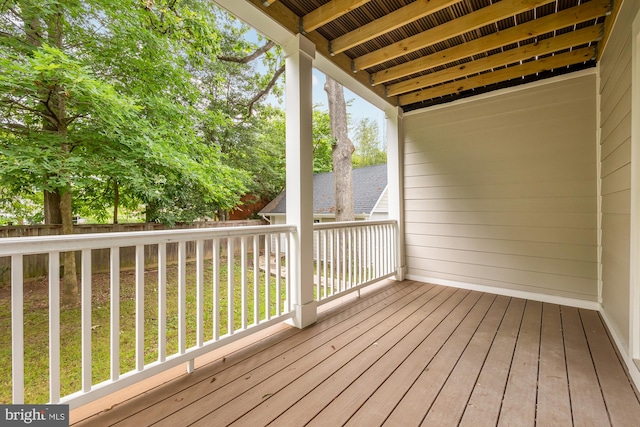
xmin=259 ymin=164 xmax=388 ymax=225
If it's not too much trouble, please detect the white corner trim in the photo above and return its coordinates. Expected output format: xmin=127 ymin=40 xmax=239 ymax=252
xmin=407 ymin=274 xmax=602 ymax=311
xmin=404 ymin=68 xmax=597 ymax=117
xmin=600 ymin=309 xmax=640 ymax=393
xmin=596 ymin=62 xmax=603 ymax=305
xmin=630 ymin=3 xmax=640 ymax=365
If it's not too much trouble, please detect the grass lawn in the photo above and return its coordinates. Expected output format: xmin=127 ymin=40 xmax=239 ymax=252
xmin=0 ymin=254 xmax=286 ymax=404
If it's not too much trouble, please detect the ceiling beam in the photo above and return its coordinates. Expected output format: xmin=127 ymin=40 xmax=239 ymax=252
xmin=398 ymin=46 xmax=596 ymax=105
xmin=354 ymin=0 xmax=556 ymax=71
xmin=329 ymin=0 xmax=460 ymax=55
xmin=303 ymin=0 xmax=372 ymax=33
xmin=371 ymin=0 xmax=611 ymax=85
xmin=387 ymin=25 xmax=603 ymax=96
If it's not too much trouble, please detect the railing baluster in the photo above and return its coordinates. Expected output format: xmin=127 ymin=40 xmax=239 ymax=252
xmin=135 ymin=245 xmax=144 ymax=372
xmin=348 ymin=228 xmax=352 ymax=290
xmin=275 ymin=233 xmax=281 ymax=316
xmin=82 ymin=249 xmax=92 ymax=392
xmin=11 ymin=255 xmax=24 ymax=404
xmin=1 ymin=224 xmax=305 ymax=408
xmin=227 ymin=238 xmax=235 ymax=335
xmin=241 ymin=236 xmax=248 ymax=330
xmin=253 ymin=236 xmax=260 ymax=325
xmin=178 ymin=241 xmax=186 ymax=356
xmin=110 ymin=247 xmax=120 ymax=379
xmin=157 ymin=244 xmax=166 ymax=363
xmin=265 ymin=233 xmax=270 ymax=320
xmin=212 ymin=239 xmax=220 ymax=341
xmin=196 ymin=240 xmax=204 ymax=347
xmin=322 ymin=230 xmax=328 ymax=299
xmin=49 ymin=251 xmax=60 ymax=403
xmin=285 ymin=233 xmax=291 ymax=312
xmin=315 ymin=229 xmax=320 ymax=300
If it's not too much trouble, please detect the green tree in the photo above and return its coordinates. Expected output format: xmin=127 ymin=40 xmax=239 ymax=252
xmin=353 ymin=117 xmax=387 ymax=167
xmin=0 ymin=0 xmax=248 ymax=300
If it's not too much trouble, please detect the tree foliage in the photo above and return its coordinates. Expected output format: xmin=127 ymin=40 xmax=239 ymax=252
xmin=352 ymin=117 xmax=386 ymax=168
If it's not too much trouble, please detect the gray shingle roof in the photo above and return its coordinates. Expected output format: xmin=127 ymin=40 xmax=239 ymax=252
xmin=260 ymin=164 xmax=387 ymax=216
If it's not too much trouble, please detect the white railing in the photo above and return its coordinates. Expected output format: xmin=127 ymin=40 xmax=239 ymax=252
xmin=0 ymin=224 xmax=294 ymax=408
xmin=313 ymin=220 xmax=397 ymax=305
xmin=0 ymin=220 xmax=397 ymax=408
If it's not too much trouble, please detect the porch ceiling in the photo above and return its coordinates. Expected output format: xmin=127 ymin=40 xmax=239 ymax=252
xmin=244 ymin=0 xmax=613 ymax=111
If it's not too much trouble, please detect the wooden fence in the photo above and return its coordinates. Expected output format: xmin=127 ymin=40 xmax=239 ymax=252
xmin=0 ymin=220 xmax=266 ymax=285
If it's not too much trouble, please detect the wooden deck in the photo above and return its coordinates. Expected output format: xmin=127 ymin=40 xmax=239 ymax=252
xmin=72 ymin=280 xmax=640 ymax=426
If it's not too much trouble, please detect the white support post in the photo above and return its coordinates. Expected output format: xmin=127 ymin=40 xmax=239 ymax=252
xmin=386 ymin=106 xmax=406 ymax=281
xmin=285 ymin=34 xmax=317 ymax=328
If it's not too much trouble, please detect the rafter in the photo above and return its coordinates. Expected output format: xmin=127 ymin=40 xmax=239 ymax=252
xmin=387 ymin=25 xmax=603 ymax=96
xmin=302 ymin=0 xmax=371 ymax=34
xmin=353 ymin=0 xmax=555 ymax=71
xmin=398 ymin=47 xmax=595 ymax=105
xmin=329 ymin=0 xmax=460 ymax=55
xmin=371 ymin=0 xmax=611 ymax=85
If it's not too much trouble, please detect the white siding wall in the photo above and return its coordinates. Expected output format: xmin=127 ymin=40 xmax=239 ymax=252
xmin=599 ymin=0 xmax=640 ymax=352
xmin=404 ymin=74 xmax=598 ymax=301
xmin=370 ymin=190 xmax=389 ymax=220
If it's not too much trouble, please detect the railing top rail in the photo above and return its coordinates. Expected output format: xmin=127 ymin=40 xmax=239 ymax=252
xmin=0 ymin=224 xmax=296 ymax=256
xmin=313 ymin=219 xmax=397 ymax=231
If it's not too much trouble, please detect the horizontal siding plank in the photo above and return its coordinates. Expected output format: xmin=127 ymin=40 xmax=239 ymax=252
xmin=404 ymin=197 xmax=596 ymax=214
xmin=600 ymin=89 xmax=632 ymax=142
xmin=407 ymin=258 xmax=597 ymax=296
xmin=602 ymin=190 xmax=631 ymax=214
xmin=405 ymin=246 xmax=597 ymax=279
xmin=405 ymin=234 xmax=596 ymax=262
xmin=601 ymin=163 xmax=631 ymax=195
xmin=404 ymin=211 xmax=595 ymax=229
xmin=600 ymin=57 xmax=632 ymax=120
xmin=405 ymin=222 xmax=596 ymax=245
xmin=600 ymin=114 xmax=631 ymax=160
xmin=601 ymin=139 xmax=631 ymax=177
xmin=402 ymin=179 xmax=596 ymax=199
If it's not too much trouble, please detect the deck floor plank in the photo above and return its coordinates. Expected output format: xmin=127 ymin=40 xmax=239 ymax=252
xmin=579 ymin=309 xmax=640 ymax=426
xmin=458 ymin=298 xmax=525 ymax=427
xmin=69 ymin=281 xmax=640 ymax=427
xmin=342 ymin=289 xmax=482 ymax=427
xmin=562 ymin=306 xmax=611 ymax=426
xmin=258 ymin=288 xmax=463 ymax=425
xmin=420 ymin=295 xmax=511 ymax=426
xmin=382 ymin=292 xmax=497 ymax=426
xmin=274 ymin=287 xmax=467 ymax=426
xmin=156 ymin=282 xmax=442 ymax=426
xmin=101 ymin=280 xmax=424 ymax=427
xmin=536 ymin=303 xmax=573 ymax=426
xmin=498 ymin=300 xmax=542 ymax=427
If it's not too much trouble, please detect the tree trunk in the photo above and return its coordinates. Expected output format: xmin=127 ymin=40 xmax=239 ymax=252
xmin=60 ymin=190 xmax=78 ymax=304
xmin=44 ymin=190 xmax=63 ymax=224
xmin=324 ymin=76 xmax=355 ymax=222
xmin=113 ymin=180 xmax=119 ymax=224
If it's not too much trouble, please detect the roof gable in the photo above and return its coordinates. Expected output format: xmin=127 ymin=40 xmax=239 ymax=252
xmin=260 ymin=164 xmax=388 ymax=216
